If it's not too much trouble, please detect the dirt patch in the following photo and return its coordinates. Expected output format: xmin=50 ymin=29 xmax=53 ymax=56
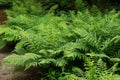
xmin=0 ymin=8 xmax=7 ymax=24
xmin=0 ymin=53 xmax=13 ymax=80
xmin=0 ymin=53 xmax=30 ymax=80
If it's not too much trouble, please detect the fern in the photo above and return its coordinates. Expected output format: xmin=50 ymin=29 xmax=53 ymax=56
xmin=1 ymin=6 xmax=120 ymax=79
xmin=84 ymin=58 xmax=120 ymax=80
xmin=3 ymin=53 xmax=40 ymax=69
xmin=0 ymin=39 xmax=7 ymax=49
xmin=5 ymin=0 xmax=43 ymax=17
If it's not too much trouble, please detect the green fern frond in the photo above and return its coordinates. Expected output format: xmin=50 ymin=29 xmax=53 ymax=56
xmin=86 ymin=52 xmax=110 ymax=58
xmin=73 ymin=28 xmax=100 ymax=51
xmin=72 ymin=67 xmax=84 ymax=77
xmin=3 ymin=53 xmax=41 ymax=69
xmin=58 ymin=74 xmax=83 ymax=80
xmin=3 ymin=54 xmax=24 ymax=66
xmin=0 ymin=39 xmax=7 ymax=49
xmin=54 ymin=58 xmax=67 ymax=67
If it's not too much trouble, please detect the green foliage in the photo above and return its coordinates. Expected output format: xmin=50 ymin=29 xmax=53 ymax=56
xmin=1 ymin=1 xmax=120 ymax=79
xmin=75 ymin=0 xmax=86 ymax=11
xmin=0 ymin=39 xmax=7 ymax=49
xmin=3 ymin=53 xmax=40 ymax=69
xmin=5 ymin=0 xmax=43 ymax=17
xmin=0 ymin=0 xmax=12 ymax=6
xmin=84 ymin=58 xmax=120 ymax=80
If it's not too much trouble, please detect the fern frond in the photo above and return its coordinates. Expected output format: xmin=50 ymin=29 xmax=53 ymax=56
xmin=0 ymin=39 xmax=7 ymax=49
xmin=3 ymin=54 xmax=24 ymax=66
xmin=86 ymin=52 xmax=110 ymax=58
xmin=54 ymin=58 xmax=67 ymax=67
xmin=73 ymin=28 xmax=100 ymax=51
xmin=3 ymin=53 xmax=41 ymax=69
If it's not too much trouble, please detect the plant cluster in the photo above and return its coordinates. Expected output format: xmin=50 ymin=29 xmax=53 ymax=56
xmin=0 ymin=0 xmax=120 ymax=80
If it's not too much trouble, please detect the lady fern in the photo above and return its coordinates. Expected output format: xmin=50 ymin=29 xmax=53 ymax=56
xmin=1 ymin=7 xmax=120 ymax=79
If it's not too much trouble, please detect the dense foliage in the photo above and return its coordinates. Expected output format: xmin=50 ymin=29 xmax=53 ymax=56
xmin=0 ymin=0 xmax=120 ymax=80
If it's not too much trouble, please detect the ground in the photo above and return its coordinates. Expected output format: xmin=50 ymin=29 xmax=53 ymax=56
xmin=0 ymin=8 xmax=7 ymax=25
xmin=0 ymin=53 xmax=13 ymax=80
xmin=0 ymin=53 xmax=29 ymax=80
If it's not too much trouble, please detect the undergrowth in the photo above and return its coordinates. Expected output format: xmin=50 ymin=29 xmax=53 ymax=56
xmin=0 ymin=0 xmax=120 ymax=80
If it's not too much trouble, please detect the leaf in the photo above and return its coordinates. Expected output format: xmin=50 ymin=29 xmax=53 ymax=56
xmin=3 ymin=54 xmax=24 ymax=66
xmin=72 ymin=67 xmax=84 ymax=77
xmin=86 ymin=52 xmax=110 ymax=58
xmin=110 ymin=58 xmax=120 ymax=62
xmin=38 ymin=58 xmax=54 ymax=65
xmin=0 ymin=39 xmax=7 ymax=49
xmin=54 ymin=58 xmax=67 ymax=67
xmin=23 ymin=53 xmax=40 ymax=60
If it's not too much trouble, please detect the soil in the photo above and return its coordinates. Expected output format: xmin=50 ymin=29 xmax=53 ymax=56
xmin=0 ymin=8 xmax=7 ymax=24
xmin=0 ymin=53 xmax=29 ymax=80
xmin=0 ymin=53 xmax=13 ymax=80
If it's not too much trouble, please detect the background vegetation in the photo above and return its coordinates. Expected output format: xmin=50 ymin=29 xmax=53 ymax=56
xmin=0 ymin=0 xmax=120 ymax=80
